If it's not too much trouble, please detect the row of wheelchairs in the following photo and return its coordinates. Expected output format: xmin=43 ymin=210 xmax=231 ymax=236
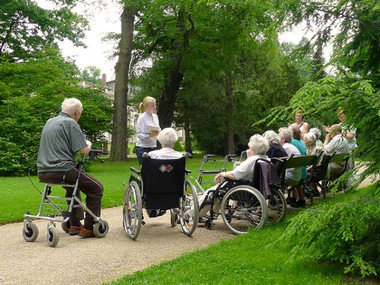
xmin=194 ymin=151 xmax=352 ymax=232
xmin=22 ymin=150 xmax=350 ymax=247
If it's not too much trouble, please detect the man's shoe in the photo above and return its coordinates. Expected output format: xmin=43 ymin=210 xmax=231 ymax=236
xmin=79 ymin=227 xmax=95 ymax=238
xmin=290 ymin=199 xmax=306 ymax=208
xmin=69 ymin=225 xmax=83 ymax=236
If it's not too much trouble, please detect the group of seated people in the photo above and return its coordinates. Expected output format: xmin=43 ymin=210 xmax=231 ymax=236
xmin=148 ymin=108 xmax=354 ymax=222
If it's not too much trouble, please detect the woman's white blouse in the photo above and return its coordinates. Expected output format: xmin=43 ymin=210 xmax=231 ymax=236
xmin=136 ymin=112 xmax=161 ymax=148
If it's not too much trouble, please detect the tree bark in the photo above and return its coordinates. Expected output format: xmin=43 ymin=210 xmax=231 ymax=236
xmin=157 ymin=10 xmax=189 ymax=128
xmin=225 ymin=71 xmax=235 ymax=154
xmin=184 ymin=114 xmax=192 ymax=153
xmin=110 ymin=1 xmax=136 ymax=161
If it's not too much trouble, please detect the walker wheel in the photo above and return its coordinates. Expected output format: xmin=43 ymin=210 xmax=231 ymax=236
xmin=94 ymin=220 xmax=109 ymax=238
xmin=47 ymin=226 xmax=59 ymax=247
xmin=23 ymin=223 xmax=39 ymax=242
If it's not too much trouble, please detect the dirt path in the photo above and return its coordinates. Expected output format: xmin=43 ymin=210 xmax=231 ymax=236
xmin=0 ymin=207 xmax=234 ymax=285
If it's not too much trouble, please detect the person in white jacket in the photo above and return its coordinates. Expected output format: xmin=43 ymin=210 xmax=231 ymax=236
xmin=135 ymin=96 xmax=161 ymax=164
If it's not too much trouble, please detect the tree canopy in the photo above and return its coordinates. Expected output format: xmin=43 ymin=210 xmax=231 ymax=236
xmin=0 ymin=0 xmax=88 ymax=62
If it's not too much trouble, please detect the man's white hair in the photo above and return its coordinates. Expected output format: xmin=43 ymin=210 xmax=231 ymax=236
xmin=61 ymin=98 xmax=83 ymax=114
xmin=310 ymin=128 xmax=321 ymax=140
xmin=262 ymin=130 xmax=280 ymax=145
xmin=248 ymin=134 xmax=269 ymax=155
xmin=303 ymin=132 xmax=316 ymax=145
xmin=278 ymin=127 xmax=293 ymax=143
xmin=158 ymin=128 xmax=178 ymax=148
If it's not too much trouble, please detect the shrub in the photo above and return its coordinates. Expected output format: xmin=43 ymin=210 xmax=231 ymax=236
xmin=277 ymin=184 xmax=380 ymax=277
xmin=173 ymin=140 xmax=183 ymax=151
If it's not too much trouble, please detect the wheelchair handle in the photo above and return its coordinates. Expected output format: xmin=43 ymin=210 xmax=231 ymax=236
xmin=203 ymin=154 xmax=216 ymax=162
xmin=183 ymin=152 xmax=193 ymax=158
xmin=226 ymin=154 xmax=239 ymax=162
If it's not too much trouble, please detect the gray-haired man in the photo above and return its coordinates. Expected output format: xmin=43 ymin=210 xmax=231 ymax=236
xmin=37 ymin=98 xmax=103 ymax=238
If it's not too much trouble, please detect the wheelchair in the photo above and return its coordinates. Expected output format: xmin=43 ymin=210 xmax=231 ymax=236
xmin=198 ymin=158 xmax=286 ymax=234
xmin=123 ymin=154 xmax=199 ymax=240
xmin=22 ymin=150 xmax=109 ymax=247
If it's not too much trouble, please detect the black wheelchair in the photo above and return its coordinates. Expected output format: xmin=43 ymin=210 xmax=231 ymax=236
xmin=123 ymin=155 xmax=199 ymax=240
xmin=23 ymin=150 xmax=109 ymax=247
xmin=199 ymin=158 xmax=286 ymax=234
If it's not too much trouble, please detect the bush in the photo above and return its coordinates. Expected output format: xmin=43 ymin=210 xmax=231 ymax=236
xmin=277 ymin=184 xmax=380 ymax=277
xmin=173 ymin=140 xmax=183 ymax=151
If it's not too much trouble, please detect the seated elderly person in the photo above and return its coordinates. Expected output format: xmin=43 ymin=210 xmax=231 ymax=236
xmin=324 ymin=124 xmax=349 ymax=177
xmin=148 ymin=128 xmax=182 ymax=159
xmin=262 ymin=130 xmax=288 ymax=158
xmin=278 ymin=127 xmax=305 ymax=207
xmin=145 ymin=127 xmax=182 ymax=218
xmin=304 ymin=132 xmax=325 ymax=158
xmin=309 ymin=127 xmax=324 ymax=148
xmin=198 ymin=134 xmax=270 ymax=219
xmin=303 ymin=132 xmax=326 ymax=197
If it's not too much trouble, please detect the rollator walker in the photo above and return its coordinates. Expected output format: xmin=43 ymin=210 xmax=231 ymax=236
xmin=123 ymin=154 xmax=199 ymax=240
xmin=22 ymin=150 xmax=109 ymax=247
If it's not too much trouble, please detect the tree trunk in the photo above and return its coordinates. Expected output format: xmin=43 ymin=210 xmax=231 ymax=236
xmin=225 ymin=71 xmax=235 ymax=154
xmin=157 ymin=10 xmax=189 ymax=128
xmin=184 ymin=115 xmax=192 ymax=154
xmin=110 ymin=1 xmax=136 ymax=161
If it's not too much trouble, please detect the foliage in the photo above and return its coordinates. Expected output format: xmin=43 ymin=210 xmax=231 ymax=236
xmin=0 ymin=50 xmax=113 ymax=176
xmin=81 ymin=66 xmax=102 ymax=85
xmin=173 ymin=140 xmax=183 ymax=152
xmin=256 ymin=76 xmax=380 ymax=182
xmin=277 ymin=184 xmax=380 ymax=277
xmin=129 ymin=0 xmax=305 ymax=154
xmin=0 ymin=0 xmax=88 ymax=62
xmin=280 ymin=0 xmax=380 ymax=80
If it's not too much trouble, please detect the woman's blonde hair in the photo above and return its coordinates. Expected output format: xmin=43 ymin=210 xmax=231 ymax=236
xmin=139 ymin=96 xmax=156 ymax=113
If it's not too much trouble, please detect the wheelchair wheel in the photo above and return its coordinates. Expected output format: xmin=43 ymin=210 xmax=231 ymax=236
xmin=94 ymin=220 xmax=109 ymax=238
xmin=179 ymin=180 xmax=199 ymax=236
xmin=205 ymin=219 xmax=213 ymax=230
xmin=22 ymin=222 xmax=39 ymax=242
xmin=221 ymin=186 xmax=268 ymax=235
xmin=170 ymin=209 xmax=178 ymax=227
xmin=47 ymin=225 xmax=59 ymax=247
xmin=123 ymin=181 xmax=142 ymax=240
xmin=267 ymin=187 xmax=286 ymax=222
xmin=61 ymin=220 xmax=71 ymax=233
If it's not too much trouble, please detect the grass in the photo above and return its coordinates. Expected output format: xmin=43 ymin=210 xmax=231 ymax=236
xmin=107 ymin=189 xmax=373 ymax=285
xmin=0 ymin=154 xmax=228 ymax=224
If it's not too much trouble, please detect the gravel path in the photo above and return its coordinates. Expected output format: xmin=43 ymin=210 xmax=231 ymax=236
xmin=0 ymin=207 xmax=234 ymax=285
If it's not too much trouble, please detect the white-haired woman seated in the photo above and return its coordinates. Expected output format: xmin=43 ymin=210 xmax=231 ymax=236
xmin=262 ymin=130 xmax=288 ymax=158
xmin=145 ymin=128 xmax=182 ymax=218
xmin=309 ymin=128 xmax=324 ymax=148
xmin=198 ymin=134 xmax=270 ymax=219
xmin=303 ymin=132 xmax=326 ymax=197
xmin=148 ymin=128 xmax=182 ymax=159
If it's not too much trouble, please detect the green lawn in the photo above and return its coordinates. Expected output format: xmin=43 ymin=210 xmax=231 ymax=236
xmin=0 ymin=154 xmax=227 ymax=224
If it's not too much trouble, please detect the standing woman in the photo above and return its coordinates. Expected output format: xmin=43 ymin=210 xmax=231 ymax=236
xmin=290 ymin=109 xmax=309 ymax=138
xmin=135 ymin=96 xmax=161 ymax=165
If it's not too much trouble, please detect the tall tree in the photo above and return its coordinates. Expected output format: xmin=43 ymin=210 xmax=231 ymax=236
xmin=0 ymin=0 xmax=87 ymax=62
xmin=110 ymin=0 xmax=137 ymax=161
